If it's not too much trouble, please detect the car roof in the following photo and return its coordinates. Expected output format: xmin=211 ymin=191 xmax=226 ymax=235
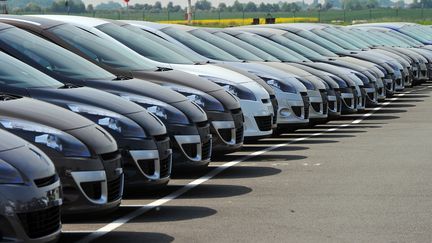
xmin=0 ymin=14 xmax=64 ymax=29
xmin=32 ymin=15 xmax=110 ymax=27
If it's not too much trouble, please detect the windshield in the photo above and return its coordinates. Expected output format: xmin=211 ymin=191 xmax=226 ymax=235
xmin=386 ymin=30 xmax=422 ymax=46
xmin=0 ymin=51 xmax=62 ymax=88
xmin=123 ymin=25 xmax=209 ymax=63
xmin=324 ymin=28 xmax=370 ymax=49
xmin=49 ymin=24 xmax=158 ymax=71
xmin=190 ymin=29 xmax=264 ymax=62
xmin=311 ymin=28 xmax=361 ymax=51
xmin=161 ymin=27 xmax=241 ymax=62
xmin=269 ymin=34 xmax=323 ymax=60
xmin=399 ymin=26 xmax=430 ymax=43
xmin=282 ymin=32 xmax=338 ymax=57
xmin=236 ymin=33 xmax=308 ymax=62
xmin=349 ymin=29 xmax=387 ymax=46
xmin=97 ymin=23 xmax=195 ymax=65
xmin=296 ymin=30 xmax=346 ymax=53
xmin=0 ymin=27 xmax=115 ymax=81
xmin=213 ymin=31 xmax=280 ymax=61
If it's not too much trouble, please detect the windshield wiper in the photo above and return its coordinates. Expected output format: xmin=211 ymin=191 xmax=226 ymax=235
xmin=156 ymin=67 xmax=173 ymax=72
xmin=59 ymin=83 xmax=80 ymax=89
xmin=113 ymin=74 xmax=132 ymax=80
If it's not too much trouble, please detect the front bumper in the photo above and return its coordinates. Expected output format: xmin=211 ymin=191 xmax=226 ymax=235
xmin=60 ymin=151 xmax=124 ymax=214
xmin=308 ymin=90 xmax=327 ymax=120
xmin=241 ymin=99 xmax=274 ymax=138
xmin=170 ymin=122 xmax=212 ymax=167
xmin=0 ymin=180 xmax=62 ymax=242
xmin=273 ymin=90 xmax=309 ymax=126
xmin=121 ymin=135 xmax=172 ymax=188
xmin=208 ymin=108 xmax=244 ymax=153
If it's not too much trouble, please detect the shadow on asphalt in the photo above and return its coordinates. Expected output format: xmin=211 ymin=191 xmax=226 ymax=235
xmin=384 ymin=103 xmax=416 ymax=108
xmin=240 ymin=145 xmax=309 ymax=152
xmin=397 ymin=94 xmax=430 ymax=98
xmin=216 ymin=154 xmax=306 ymax=163
xmin=60 ymin=232 xmax=174 ymax=243
xmin=125 ymin=184 xmax=252 ymax=199
xmin=374 ymin=109 xmax=407 ymax=114
xmin=392 ymin=99 xmax=424 ymax=103
xmin=337 ymin=115 xmax=401 ymax=121
xmin=131 ymin=205 xmax=217 ymax=222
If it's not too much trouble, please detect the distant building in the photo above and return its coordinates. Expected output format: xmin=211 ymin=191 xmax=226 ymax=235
xmin=0 ymin=0 xmax=7 ymax=14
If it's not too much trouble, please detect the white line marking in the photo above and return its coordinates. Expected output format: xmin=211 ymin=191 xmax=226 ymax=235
xmin=74 ymin=85 xmax=430 ymax=243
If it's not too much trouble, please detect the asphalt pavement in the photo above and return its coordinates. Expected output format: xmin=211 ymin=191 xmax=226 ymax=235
xmin=61 ymin=82 xmax=432 ymax=243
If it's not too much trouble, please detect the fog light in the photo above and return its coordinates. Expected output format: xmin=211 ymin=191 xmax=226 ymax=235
xmin=279 ymin=108 xmax=291 ymax=117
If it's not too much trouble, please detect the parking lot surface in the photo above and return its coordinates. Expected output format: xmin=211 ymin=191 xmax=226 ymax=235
xmin=61 ymin=83 xmax=432 ymax=242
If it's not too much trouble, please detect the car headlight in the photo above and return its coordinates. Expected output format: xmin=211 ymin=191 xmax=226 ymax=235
xmin=119 ymin=94 xmax=190 ymax=125
xmin=259 ymin=76 xmax=297 ymax=93
xmin=297 ymin=77 xmax=316 ymax=90
xmin=199 ymin=75 xmax=257 ymax=101
xmin=0 ymin=118 xmax=91 ymax=157
xmin=162 ymin=84 xmax=225 ymax=112
xmin=330 ymin=76 xmax=348 ymax=88
xmin=67 ymin=104 xmax=146 ymax=138
xmin=0 ymin=160 xmax=24 ymax=184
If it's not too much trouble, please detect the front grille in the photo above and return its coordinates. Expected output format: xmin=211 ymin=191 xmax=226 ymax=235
xmin=100 ymin=150 xmax=121 ymax=161
xmin=344 ymin=98 xmax=352 ymax=107
xmin=361 ymin=95 xmax=366 ymax=107
xmin=292 ymin=106 xmax=302 ymax=117
xmin=378 ymin=88 xmax=384 ymax=95
xmin=328 ymin=101 xmax=335 ymax=111
xmin=202 ymin=139 xmax=212 ymax=160
xmin=218 ymin=128 xmax=232 ymax=142
xmin=311 ymin=102 xmax=321 ymax=112
xmin=182 ymin=144 xmax=198 ymax=158
xmin=320 ymin=91 xmax=328 ymax=115
xmin=137 ymin=159 xmax=155 ymax=176
xmin=301 ymin=92 xmax=310 ymax=119
xmin=235 ymin=126 xmax=244 ymax=143
xmin=17 ymin=206 xmax=60 ymax=239
xmin=159 ymin=156 xmax=171 ymax=178
xmin=270 ymin=95 xmax=278 ymax=124
xmin=107 ymin=176 xmax=122 ymax=202
xmin=254 ymin=116 xmax=272 ymax=131
xmin=336 ymin=98 xmax=341 ymax=112
xmin=367 ymin=92 xmax=374 ymax=101
xmin=34 ymin=175 xmax=58 ymax=188
xmin=81 ymin=181 xmax=102 ymax=200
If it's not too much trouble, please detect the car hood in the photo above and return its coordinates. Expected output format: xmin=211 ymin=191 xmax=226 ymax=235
xmin=0 ymin=97 xmax=94 ymax=131
xmin=0 ymin=129 xmax=27 ymax=152
xmin=133 ymin=69 xmax=224 ymax=92
xmin=28 ymin=87 xmax=144 ymax=115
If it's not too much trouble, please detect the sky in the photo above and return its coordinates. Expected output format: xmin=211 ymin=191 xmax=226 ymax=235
xmin=82 ymin=0 xmax=315 ymax=7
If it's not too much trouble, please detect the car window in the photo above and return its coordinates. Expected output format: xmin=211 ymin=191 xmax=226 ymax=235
xmin=0 ymin=27 xmax=116 ymax=80
xmin=161 ymin=26 xmax=241 ymax=62
xmin=98 ymin=23 xmax=195 ymax=65
xmin=190 ymin=29 xmax=264 ymax=61
xmin=0 ymin=51 xmax=63 ymax=88
xmin=50 ymin=24 xmax=158 ymax=71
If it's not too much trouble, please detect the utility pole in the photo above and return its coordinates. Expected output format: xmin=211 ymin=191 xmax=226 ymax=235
xmin=0 ymin=0 xmax=7 ymax=14
xmin=187 ymin=0 xmax=192 ymax=25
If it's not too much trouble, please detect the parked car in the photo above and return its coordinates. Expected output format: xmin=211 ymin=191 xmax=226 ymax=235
xmin=0 ymin=129 xmax=62 ymax=242
xmin=0 ymin=95 xmax=123 ymax=214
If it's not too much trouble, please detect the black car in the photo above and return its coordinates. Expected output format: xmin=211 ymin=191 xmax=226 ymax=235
xmin=0 ymin=129 xmax=62 ymax=242
xmin=0 ymin=46 xmax=171 ymax=190
xmin=0 ymin=94 xmax=123 ymax=214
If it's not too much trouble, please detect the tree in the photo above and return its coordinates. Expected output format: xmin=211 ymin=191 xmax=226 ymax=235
xmin=24 ymin=2 xmax=42 ymax=12
xmin=50 ymin=0 xmax=85 ymax=13
xmin=244 ymin=2 xmax=257 ymax=12
xmin=218 ymin=2 xmax=227 ymax=11
xmin=232 ymin=0 xmax=244 ymax=11
xmin=195 ymin=0 xmax=212 ymax=11
xmin=86 ymin=4 xmax=94 ymax=12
